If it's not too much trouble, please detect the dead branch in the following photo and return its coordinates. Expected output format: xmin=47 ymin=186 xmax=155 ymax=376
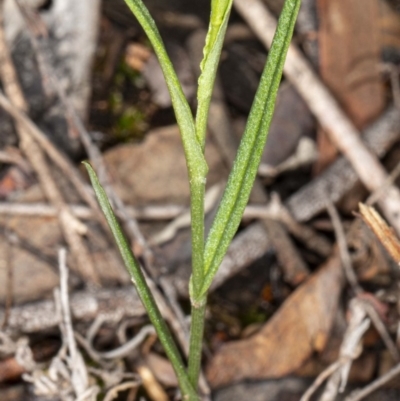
xmin=286 ymin=107 xmax=400 ymax=222
xmin=0 ymin=286 xmax=145 ymax=335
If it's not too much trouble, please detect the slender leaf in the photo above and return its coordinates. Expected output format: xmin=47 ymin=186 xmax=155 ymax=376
xmin=83 ymin=162 xmax=198 ymax=401
xmin=195 ymin=0 xmax=233 ymax=148
xmin=123 ymin=0 xmax=207 ymax=180
xmin=200 ymin=0 xmax=301 ymax=298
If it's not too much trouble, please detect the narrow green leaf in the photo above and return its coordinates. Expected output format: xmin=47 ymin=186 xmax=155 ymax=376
xmin=200 ymin=0 xmax=301 ymax=298
xmin=195 ymin=0 xmax=233 ymax=148
xmin=123 ymin=0 xmax=207 ymax=180
xmin=83 ymin=162 xmax=198 ymax=401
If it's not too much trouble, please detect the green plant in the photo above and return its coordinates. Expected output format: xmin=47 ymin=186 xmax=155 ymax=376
xmin=84 ymin=0 xmax=301 ymax=399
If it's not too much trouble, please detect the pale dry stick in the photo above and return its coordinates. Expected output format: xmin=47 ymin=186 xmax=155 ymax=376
xmin=320 ymin=299 xmax=371 ymax=401
xmin=0 ymin=202 xmax=184 ymax=221
xmin=0 ymin=199 xmax=329 ymax=256
xmin=150 ymin=183 xmax=222 ymax=245
xmin=325 ymin=199 xmax=362 ymax=294
xmin=326 ymin=199 xmax=400 ymax=361
xmin=103 ymin=381 xmax=140 ymax=401
xmin=344 ymin=362 xmax=400 ymax=401
xmin=245 ymin=195 xmax=331 ymax=257
xmin=367 ymin=158 xmax=400 ymax=206
xmin=83 ymin=316 xmax=156 ymax=360
xmin=286 ymin=108 xmax=400 ymax=223
xmin=257 ymin=137 xmax=318 ymax=178
xmin=0 ymin=5 xmax=99 ymax=284
xmin=58 ymin=248 xmax=90 ymax=397
xmin=300 ymin=360 xmax=342 ymax=401
xmin=74 ymin=331 xmax=112 ymax=368
xmin=0 ymin=286 xmax=146 ymax=335
xmin=100 ymin=325 xmax=155 ymax=360
xmin=234 ymin=0 xmax=400 ymax=235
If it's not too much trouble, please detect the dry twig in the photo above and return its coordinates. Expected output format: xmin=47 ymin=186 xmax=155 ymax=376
xmin=0 ymin=201 xmax=185 ymax=221
xmin=103 ymin=381 xmax=140 ymax=401
xmin=286 ymin=108 xmax=400 ymax=222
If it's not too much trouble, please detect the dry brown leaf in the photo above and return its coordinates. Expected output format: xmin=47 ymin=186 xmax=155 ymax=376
xmin=145 ymin=352 xmax=178 ymax=388
xmin=206 ymin=255 xmax=344 ymax=388
xmin=358 ymin=203 xmax=400 ymax=264
xmin=315 ymin=0 xmax=384 ymax=172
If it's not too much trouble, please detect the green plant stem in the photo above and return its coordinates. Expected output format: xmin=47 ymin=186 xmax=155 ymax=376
xmin=188 ymin=172 xmax=206 ymax=390
xmin=84 ymin=163 xmax=198 ymax=401
xmin=190 ymin=181 xmax=206 ymax=298
xmin=188 ymin=301 xmax=207 ymax=388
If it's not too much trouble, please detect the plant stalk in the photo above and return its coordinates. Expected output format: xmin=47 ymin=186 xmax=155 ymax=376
xmin=190 ymin=181 xmax=206 ymax=297
xmin=188 ymin=171 xmax=207 ymax=389
xmin=188 ymin=301 xmax=207 ymax=388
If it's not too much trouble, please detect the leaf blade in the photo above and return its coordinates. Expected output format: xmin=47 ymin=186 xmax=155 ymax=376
xmin=123 ymin=0 xmax=207 ymax=179
xmin=195 ymin=0 xmax=233 ymax=148
xmin=200 ymin=0 xmax=301 ymax=298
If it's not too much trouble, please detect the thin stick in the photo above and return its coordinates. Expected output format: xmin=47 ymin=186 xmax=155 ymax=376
xmin=58 ymin=248 xmax=90 ymax=396
xmin=325 ymin=199 xmax=362 ymax=294
xmin=234 ymin=0 xmax=400 ymax=235
xmin=367 ymin=159 xmax=400 ymax=206
xmin=344 ymin=362 xmax=400 ymax=401
xmin=300 ymin=360 xmax=341 ymax=401
xmin=103 ymin=381 xmax=140 ymax=401
xmin=0 ymin=202 xmax=184 ymax=221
